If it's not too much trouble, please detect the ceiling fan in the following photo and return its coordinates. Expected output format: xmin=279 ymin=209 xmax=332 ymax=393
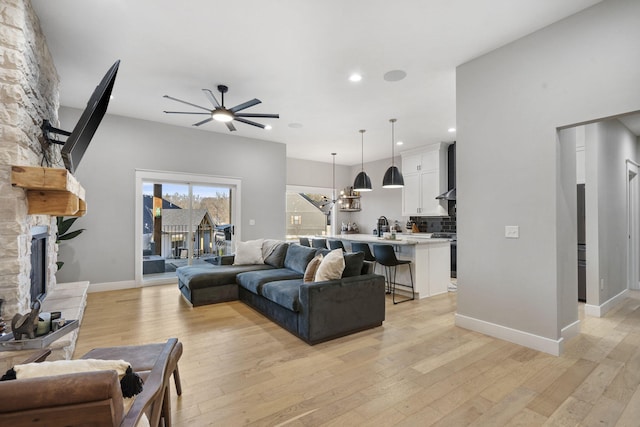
xmin=163 ymin=84 xmax=279 ymax=131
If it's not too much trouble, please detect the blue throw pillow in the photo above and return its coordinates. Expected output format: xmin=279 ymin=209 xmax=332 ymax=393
xmin=284 ymin=244 xmax=317 ymax=274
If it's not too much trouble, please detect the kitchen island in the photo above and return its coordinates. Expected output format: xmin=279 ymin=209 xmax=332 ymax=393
xmin=320 ymin=234 xmax=451 ymax=299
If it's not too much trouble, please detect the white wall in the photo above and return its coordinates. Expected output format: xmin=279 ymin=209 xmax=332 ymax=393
xmin=456 ymin=0 xmax=640 ymax=354
xmin=556 ymin=127 xmax=579 ymax=332
xmin=56 ymin=108 xmax=286 ymax=284
xmin=585 ymin=119 xmax=638 ymax=306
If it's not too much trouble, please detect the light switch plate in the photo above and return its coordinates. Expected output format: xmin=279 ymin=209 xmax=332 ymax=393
xmin=249 ymin=219 xmax=256 ymax=226
xmin=505 ymin=225 xmax=519 ymax=238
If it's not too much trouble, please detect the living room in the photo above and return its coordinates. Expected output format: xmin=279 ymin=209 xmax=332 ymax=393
xmin=2 ymin=0 xmax=640 ymax=425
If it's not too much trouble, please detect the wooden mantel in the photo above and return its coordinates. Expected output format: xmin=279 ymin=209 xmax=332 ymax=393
xmin=11 ymin=166 xmax=87 ymax=216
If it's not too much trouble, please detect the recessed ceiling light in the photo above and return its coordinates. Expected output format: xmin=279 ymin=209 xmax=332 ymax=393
xmin=265 ymin=125 xmax=272 ymax=130
xmin=448 ymin=127 xmax=456 ymax=133
xmin=288 ymin=123 xmax=303 ymax=129
xmin=396 ymin=141 xmax=404 ymax=145
xmin=383 ymin=70 xmax=407 ymax=82
xmin=349 ymin=73 xmax=362 ymax=82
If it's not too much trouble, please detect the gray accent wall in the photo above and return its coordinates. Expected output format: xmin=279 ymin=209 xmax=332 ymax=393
xmin=456 ymin=0 xmax=640 ymax=350
xmin=56 ymin=108 xmax=286 ymax=284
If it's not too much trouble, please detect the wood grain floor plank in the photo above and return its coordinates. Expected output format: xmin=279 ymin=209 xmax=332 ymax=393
xmin=71 ymin=285 xmax=640 ymax=426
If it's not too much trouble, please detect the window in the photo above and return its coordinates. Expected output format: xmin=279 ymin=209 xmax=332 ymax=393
xmin=286 ymin=185 xmax=334 ymax=240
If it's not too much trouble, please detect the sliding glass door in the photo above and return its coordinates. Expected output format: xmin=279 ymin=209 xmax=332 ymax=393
xmin=135 ymin=170 xmax=241 ymax=286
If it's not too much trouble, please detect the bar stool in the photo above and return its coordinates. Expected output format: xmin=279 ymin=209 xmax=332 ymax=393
xmin=312 ymin=238 xmax=327 ymax=249
xmin=328 ymin=240 xmax=346 ymax=252
xmin=299 ymin=237 xmax=310 ymax=247
xmin=373 ymin=244 xmax=415 ymax=304
xmin=351 ymin=242 xmax=376 ymax=271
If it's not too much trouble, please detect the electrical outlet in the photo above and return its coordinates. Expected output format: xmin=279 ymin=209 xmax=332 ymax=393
xmin=505 ymin=225 xmax=519 ymax=239
xmin=249 ymin=219 xmax=256 ymax=226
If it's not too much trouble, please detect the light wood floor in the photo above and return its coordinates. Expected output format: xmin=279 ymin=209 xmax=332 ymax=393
xmin=74 ymin=285 xmax=640 ymax=426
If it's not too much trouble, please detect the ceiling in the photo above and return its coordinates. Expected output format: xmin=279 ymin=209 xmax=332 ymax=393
xmin=31 ymin=0 xmax=603 ymax=166
xmin=619 ymin=114 xmax=640 ymax=136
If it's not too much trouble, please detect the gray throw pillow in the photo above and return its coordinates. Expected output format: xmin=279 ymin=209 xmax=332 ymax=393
xmin=342 ymin=251 xmax=365 ymax=278
xmin=264 ymin=242 xmax=289 ymax=268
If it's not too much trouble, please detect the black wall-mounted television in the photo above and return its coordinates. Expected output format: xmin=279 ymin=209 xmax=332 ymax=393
xmin=44 ymin=60 xmax=120 ymax=174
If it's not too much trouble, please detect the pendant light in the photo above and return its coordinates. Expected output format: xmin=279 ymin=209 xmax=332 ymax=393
xmin=353 ymin=129 xmax=373 ymax=192
xmin=320 ymin=152 xmax=338 ymax=210
xmin=382 ymin=118 xmax=404 ymax=188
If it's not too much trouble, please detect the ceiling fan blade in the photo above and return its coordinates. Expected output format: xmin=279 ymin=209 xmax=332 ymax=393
xmin=234 ymin=117 xmax=265 ymax=129
xmin=193 ymin=117 xmax=213 ymax=126
xmin=230 ymin=98 xmax=261 ymax=113
xmin=234 ymin=113 xmax=280 ymax=119
xmin=163 ymin=95 xmax=212 ymax=112
xmin=226 ymin=122 xmax=236 ymax=132
xmin=202 ymin=89 xmax=221 ymax=108
xmin=164 ymin=111 xmax=211 ymax=115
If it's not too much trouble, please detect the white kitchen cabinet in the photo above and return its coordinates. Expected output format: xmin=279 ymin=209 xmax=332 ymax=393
xmin=401 ymin=143 xmax=448 ymax=216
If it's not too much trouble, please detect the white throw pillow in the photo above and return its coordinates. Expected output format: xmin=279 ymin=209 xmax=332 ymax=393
xmin=14 ymin=358 xmax=131 ymax=379
xmin=233 ymin=239 xmax=265 ymax=265
xmin=314 ymin=249 xmax=345 ymax=282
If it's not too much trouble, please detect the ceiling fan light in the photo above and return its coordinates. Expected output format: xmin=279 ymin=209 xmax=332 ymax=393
xmin=212 ymin=109 xmax=234 ymax=122
xmin=353 ymin=171 xmax=373 ymax=192
xmin=382 ymin=166 xmax=404 ymax=188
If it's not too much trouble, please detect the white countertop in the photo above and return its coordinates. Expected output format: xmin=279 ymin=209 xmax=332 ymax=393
xmin=320 ymin=233 xmax=450 ymax=245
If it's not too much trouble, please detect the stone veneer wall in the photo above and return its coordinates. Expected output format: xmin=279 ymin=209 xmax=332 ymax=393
xmin=0 ymin=0 xmax=62 ymax=319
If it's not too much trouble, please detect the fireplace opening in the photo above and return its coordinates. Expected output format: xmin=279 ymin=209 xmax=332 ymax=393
xmin=30 ymin=229 xmax=48 ymax=305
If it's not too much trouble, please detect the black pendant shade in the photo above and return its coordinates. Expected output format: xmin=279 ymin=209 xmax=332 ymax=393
xmin=382 ymin=166 xmax=404 ymax=188
xmin=354 ymin=171 xmax=373 ymax=191
xmin=353 ymin=129 xmax=373 ymax=191
xmin=382 ymin=118 xmax=404 ymax=188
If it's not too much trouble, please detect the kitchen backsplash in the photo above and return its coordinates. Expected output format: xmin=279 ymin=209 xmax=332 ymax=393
xmin=410 ymin=216 xmax=457 ymax=233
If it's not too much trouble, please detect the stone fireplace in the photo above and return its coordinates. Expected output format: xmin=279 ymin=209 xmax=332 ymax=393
xmin=0 ymin=0 xmax=61 ymax=322
xmin=0 ymin=0 xmax=88 ymax=369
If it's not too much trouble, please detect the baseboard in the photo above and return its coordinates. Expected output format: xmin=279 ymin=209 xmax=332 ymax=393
xmin=89 ymin=277 xmax=178 ymax=293
xmin=584 ymin=288 xmax=629 ymax=317
xmin=561 ymin=319 xmax=581 ymax=342
xmin=455 ymin=313 xmax=563 ymax=356
xmin=88 ymin=280 xmax=137 ymax=293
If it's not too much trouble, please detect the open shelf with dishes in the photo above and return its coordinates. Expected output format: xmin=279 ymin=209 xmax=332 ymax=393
xmin=338 ymin=187 xmax=361 ymax=212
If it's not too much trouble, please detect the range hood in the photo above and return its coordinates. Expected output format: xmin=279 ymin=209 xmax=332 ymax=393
xmin=435 ymin=187 xmax=456 ymax=201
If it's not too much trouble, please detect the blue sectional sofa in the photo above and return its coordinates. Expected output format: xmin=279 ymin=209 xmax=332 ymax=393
xmin=176 ymin=242 xmax=386 ymax=344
